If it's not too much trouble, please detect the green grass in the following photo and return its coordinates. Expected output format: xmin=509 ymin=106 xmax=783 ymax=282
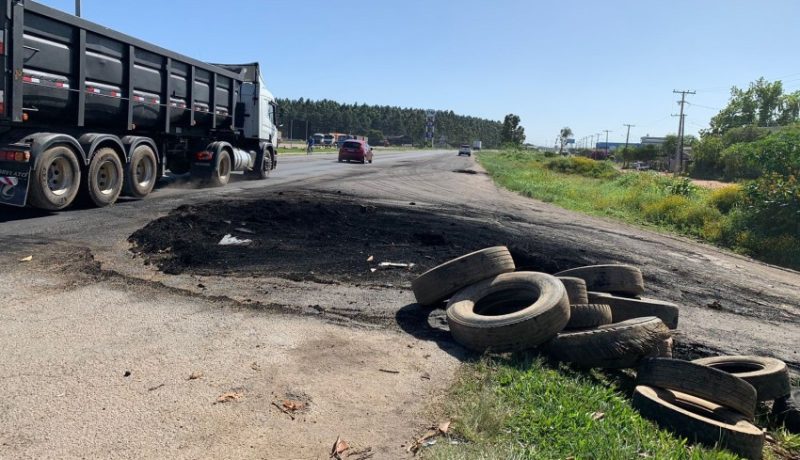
xmin=424 ymin=357 xmax=745 ymax=460
xmin=476 ymin=150 xmax=800 ymax=270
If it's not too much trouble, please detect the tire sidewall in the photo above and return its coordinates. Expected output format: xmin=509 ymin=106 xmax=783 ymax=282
xmin=87 ymin=148 xmax=123 ymax=207
xmin=211 ymin=151 xmax=231 ymax=187
xmin=30 ymin=145 xmax=82 ymax=211
xmin=125 ymin=145 xmax=158 ymax=198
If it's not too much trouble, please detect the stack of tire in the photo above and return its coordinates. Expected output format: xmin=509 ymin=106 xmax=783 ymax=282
xmin=412 ymin=249 xmax=674 ymax=368
xmin=411 ymin=247 xmax=800 ymax=458
xmin=632 ymin=356 xmax=798 ymax=459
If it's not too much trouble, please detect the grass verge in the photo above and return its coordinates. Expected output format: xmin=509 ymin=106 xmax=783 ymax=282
xmin=476 ymin=150 xmax=800 ymax=270
xmin=424 ymin=356 xmax=799 ymax=460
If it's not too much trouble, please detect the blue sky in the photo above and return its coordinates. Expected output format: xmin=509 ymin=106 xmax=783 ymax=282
xmin=38 ymin=0 xmax=800 ymax=146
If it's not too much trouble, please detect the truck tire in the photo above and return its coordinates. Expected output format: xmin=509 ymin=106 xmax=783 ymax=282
xmin=555 ymin=264 xmax=645 ymax=297
xmin=208 ymin=151 xmax=231 ymax=187
xmin=446 ymin=272 xmax=570 ymax=353
xmin=565 ymin=303 xmax=612 ymax=330
xmin=692 ymin=356 xmax=791 ymax=402
xmin=632 ymin=385 xmax=764 ymax=460
xmin=773 ymin=390 xmax=800 ymax=433
xmin=28 ymin=145 xmax=82 ymax=211
xmin=587 ymin=292 xmax=680 ymax=329
xmin=84 ymin=147 xmax=123 ymax=207
xmin=412 ymin=246 xmax=515 ymax=307
xmin=543 ymin=317 xmax=670 ymax=369
xmin=123 ymin=145 xmax=158 ymax=198
xmin=248 ymin=150 xmax=271 ymax=180
xmin=636 ymin=358 xmax=758 ymax=420
xmin=558 ymin=276 xmax=589 ymax=305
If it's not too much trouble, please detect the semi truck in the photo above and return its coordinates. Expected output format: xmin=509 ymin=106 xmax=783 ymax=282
xmin=0 ymin=0 xmax=279 ymax=210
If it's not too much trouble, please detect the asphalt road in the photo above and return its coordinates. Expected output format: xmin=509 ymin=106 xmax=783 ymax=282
xmin=0 ymin=149 xmax=445 ymax=242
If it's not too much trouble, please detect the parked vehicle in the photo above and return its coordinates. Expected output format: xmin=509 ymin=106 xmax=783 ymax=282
xmin=0 ymin=0 xmax=279 ymax=210
xmin=338 ymin=140 xmax=373 ymax=164
xmin=458 ymin=144 xmax=472 ymax=156
xmin=472 ymin=140 xmax=482 ymax=151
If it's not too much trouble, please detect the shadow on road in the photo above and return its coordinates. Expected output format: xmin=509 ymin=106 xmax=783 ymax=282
xmin=395 ymin=302 xmax=472 ymax=361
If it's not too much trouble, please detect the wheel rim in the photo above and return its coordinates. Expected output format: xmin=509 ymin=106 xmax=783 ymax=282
xmin=135 ymin=156 xmax=155 ymax=187
xmin=96 ymin=159 xmax=120 ymax=195
xmin=46 ymin=156 xmax=75 ymax=196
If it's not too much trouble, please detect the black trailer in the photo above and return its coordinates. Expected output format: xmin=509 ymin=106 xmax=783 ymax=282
xmin=0 ymin=0 xmax=279 ymax=210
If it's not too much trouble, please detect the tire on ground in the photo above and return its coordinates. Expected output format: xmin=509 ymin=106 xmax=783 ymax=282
xmin=28 ymin=145 xmax=82 ymax=211
xmin=555 ymin=264 xmax=645 ymax=297
xmin=543 ymin=317 xmax=670 ymax=369
xmin=564 ymin=303 xmax=612 ymax=330
xmin=773 ymin=389 xmax=800 ymax=434
xmin=123 ymin=144 xmax=158 ymax=198
xmin=445 ymin=272 xmax=570 ymax=352
xmin=632 ymin=385 xmax=764 ymax=460
xmin=558 ymin=276 xmax=589 ymax=305
xmin=84 ymin=147 xmax=123 ymax=207
xmin=692 ymin=356 xmax=791 ymax=402
xmin=412 ymin=246 xmax=515 ymax=307
xmin=587 ymin=292 xmax=679 ymax=329
xmin=247 ymin=149 xmax=271 ymax=180
xmin=646 ymin=337 xmax=674 ymax=359
xmin=636 ymin=358 xmax=758 ymax=420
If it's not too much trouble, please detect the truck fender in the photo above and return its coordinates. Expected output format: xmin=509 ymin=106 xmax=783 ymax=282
xmin=22 ymin=132 xmax=87 ymax=166
xmin=205 ymin=141 xmax=233 ymax=166
xmin=78 ymin=133 xmax=126 ymax=164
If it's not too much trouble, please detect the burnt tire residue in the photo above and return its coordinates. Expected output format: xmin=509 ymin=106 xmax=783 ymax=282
xmin=128 ymin=191 xmax=567 ymax=282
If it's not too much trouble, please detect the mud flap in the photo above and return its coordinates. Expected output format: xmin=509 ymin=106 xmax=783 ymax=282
xmin=0 ymin=162 xmax=31 ymax=207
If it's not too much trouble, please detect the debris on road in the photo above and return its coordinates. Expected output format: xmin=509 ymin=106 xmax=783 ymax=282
xmin=378 ymin=262 xmax=415 ymax=270
xmin=187 ymin=371 xmax=203 ymax=380
xmin=330 ymin=435 xmax=349 ymax=459
xmin=408 ymin=421 xmax=452 ymax=453
xmin=123 ymin=370 xmax=131 ymax=378
xmin=215 ymin=392 xmax=242 ymax=404
xmin=235 ymin=227 xmax=256 ymax=235
xmin=366 ymin=255 xmax=374 ymax=263
xmin=379 ymin=368 xmax=400 ymax=374
xmin=18 ymin=255 xmax=32 ymax=262
xmin=218 ymin=234 xmax=252 ymax=246
xmin=271 ymin=401 xmax=296 ymax=420
xmin=148 ymin=383 xmax=165 ymax=392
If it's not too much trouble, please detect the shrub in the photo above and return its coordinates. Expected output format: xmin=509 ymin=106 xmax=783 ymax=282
xmin=642 ymin=195 xmax=721 ymax=234
xmin=742 ymin=173 xmax=800 ymax=236
xmin=707 ymin=185 xmax=743 ymax=213
xmin=665 ymin=177 xmax=698 ymax=197
xmin=545 ymin=157 xmax=620 ymax=179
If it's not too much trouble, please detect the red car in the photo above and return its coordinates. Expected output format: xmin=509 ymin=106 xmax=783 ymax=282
xmin=338 ymin=140 xmax=373 ymax=164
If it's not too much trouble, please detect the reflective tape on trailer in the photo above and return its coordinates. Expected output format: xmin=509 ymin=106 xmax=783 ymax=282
xmin=0 ymin=176 xmax=19 ymax=186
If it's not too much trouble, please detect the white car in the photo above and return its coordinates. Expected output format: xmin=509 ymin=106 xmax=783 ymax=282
xmin=458 ymin=144 xmax=472 ymax=156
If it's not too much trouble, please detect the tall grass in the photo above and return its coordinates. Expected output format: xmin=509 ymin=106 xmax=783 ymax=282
xmin=477 ymin=150 xmax=800 ymax=270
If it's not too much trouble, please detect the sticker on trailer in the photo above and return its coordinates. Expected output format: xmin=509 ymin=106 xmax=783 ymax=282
xmin=0 ymin=163 xmax=31 ymax=207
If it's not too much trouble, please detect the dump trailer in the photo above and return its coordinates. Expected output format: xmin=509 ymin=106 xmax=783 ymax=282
xmin=0 ymin=0 xmax=279 ymax=210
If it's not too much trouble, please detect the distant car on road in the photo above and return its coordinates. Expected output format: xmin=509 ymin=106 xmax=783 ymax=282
xmin=458 ymin=144 xmax=472 ymax=156
xmin=633 ymin=161 xmax=650 ymax=171
xmin=338 ymin=140 xmax=373 ymax=164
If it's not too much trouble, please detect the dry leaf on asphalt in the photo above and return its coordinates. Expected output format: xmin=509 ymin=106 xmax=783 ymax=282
xmin=282 ymin=400 xmax=305 ymax=412
xmin=215 ymin=392 xmax=242 ymax=404
xmin=19 ymin=255 xmax=33 ymax=262
xmin=330 ymin=435 xmax=349 ymax=459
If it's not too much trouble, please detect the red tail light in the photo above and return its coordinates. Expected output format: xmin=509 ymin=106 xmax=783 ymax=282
xmin=0 ymin=150 xmax=31 ymax=162
xmin=0 ymin=41 xmax=5 ymax=55
xmin=195 ymin=151 xmax=213 ymax=161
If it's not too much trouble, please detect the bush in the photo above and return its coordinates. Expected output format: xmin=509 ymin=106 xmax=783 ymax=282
xmin=707 ymin=185 xmax=743 ymax=213
xmin=641 ymin=195 xmax=720 ymax=234
xmin=545 ymin=157 xmax=620 ymax=179
xmin=742 ymin=173 xmax=800 ymax=236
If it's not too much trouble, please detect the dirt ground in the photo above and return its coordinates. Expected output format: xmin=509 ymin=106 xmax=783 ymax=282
xmin=2 ymin=152 xmax=799 ymax=459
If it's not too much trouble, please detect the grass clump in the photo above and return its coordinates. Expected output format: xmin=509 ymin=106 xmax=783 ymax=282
xmin=425 ymin=357 xmax=741 ymax=460
xmin=545 ymin=156 xmax=620 ymax=179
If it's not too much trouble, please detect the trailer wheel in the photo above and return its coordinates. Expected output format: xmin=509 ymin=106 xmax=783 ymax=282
xmin=209 ymin=151 xmax=232 ymax=187
xmin=85 ymin=147 xmax=123 ymax=207
xmin=123 ymin=145 xmax=158 ymax=198
xmin=28 ymin=145 xmax=82 ymax=211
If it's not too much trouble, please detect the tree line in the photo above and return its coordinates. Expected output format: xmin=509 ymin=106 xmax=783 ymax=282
xmin=277 ymin=98 xmax=504 ymax=147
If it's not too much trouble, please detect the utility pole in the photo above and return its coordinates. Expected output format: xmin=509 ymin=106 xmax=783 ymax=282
xmin=603 ymin=130 xmax=612 ymax=157
xmin=673 ymin=90 xmax=695 ymax=174
xmin=75 ymin=0 xmax=81 ymax=17
xmin=623 ymin=124 xmax=634 ymax=151
xmin=305 ymin=120 xmax=309 ymax=141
